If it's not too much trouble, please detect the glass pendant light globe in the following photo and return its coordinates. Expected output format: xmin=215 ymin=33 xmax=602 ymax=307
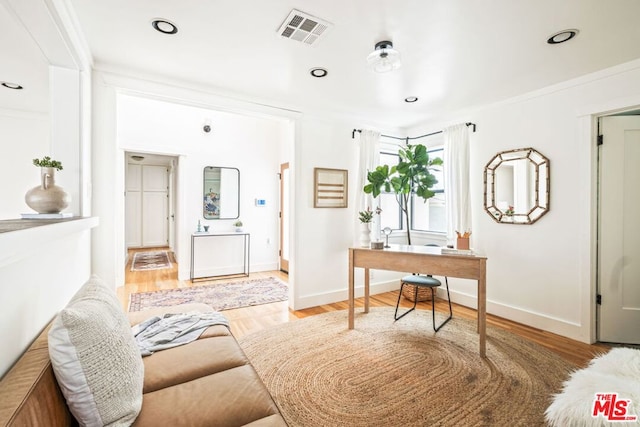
xmin=367 ymin=41 xmax=401 ymax=73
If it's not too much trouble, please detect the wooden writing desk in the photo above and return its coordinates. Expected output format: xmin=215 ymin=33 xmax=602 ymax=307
xmin=348 ymin=245 xmax=488 ymax=357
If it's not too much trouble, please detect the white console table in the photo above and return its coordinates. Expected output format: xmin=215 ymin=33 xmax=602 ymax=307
xmin=190 ymin=231 xmax=250 ymax=281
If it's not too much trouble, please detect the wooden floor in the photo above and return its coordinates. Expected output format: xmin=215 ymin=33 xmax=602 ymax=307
xmin=120 ymin=247 xmax=609 ymax=368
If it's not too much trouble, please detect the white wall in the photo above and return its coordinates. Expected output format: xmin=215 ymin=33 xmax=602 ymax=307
xmin=117 ymin=93 xmax=286 ymax=278
xmin=0 ymin=111 xmax=49 ymax=219
xmin=91 ymin=73 xmax=294 ymax=286
xmin=290 ymin=117 xmax=409 ymax=309
xmin=407 ymin=59 xmax=640 ymax=343
xmin=0 ymin=218 xmax=97 ymax=377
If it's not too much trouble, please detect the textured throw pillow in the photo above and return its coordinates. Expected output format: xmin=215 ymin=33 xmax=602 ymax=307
xmin=48 ymin=275 xmax=144 ymax=427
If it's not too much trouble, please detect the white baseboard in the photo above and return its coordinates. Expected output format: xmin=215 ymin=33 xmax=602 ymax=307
xmin=444 ymin=289 xmax=587 ymax=343
xmin=294 ymin=279 xmax=401 ymax=309
xmin=177 ymin=262 xmax=279 ymax=281
xmin=294 ymin=280 xmax=588 ymax=343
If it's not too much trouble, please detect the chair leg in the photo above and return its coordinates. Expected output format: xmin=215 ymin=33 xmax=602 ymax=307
xmin=394 ymin=283 xmax=418 ymax=321
xmin=433 ymin=277 xmax=453 ymax=332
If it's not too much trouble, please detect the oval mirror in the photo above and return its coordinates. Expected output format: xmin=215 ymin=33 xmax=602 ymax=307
xmin=203 ymin=166 xmax=240 ymax=219
xmin=484 ymin=148 xmax=550 ymax=224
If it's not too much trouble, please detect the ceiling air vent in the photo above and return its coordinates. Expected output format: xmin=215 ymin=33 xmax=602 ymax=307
xmin=277 ymin=9 xmax=332 ymax=46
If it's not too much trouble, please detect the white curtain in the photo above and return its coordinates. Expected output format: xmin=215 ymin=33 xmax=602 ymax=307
xmin=444 ymin=124 xmax=471 ymax=243
xmin=355 ymin=130 xmax=380 ymax=243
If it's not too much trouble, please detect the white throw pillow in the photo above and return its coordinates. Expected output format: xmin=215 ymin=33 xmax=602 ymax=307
xmin=49 ymin=275 xmax=144 ymax=427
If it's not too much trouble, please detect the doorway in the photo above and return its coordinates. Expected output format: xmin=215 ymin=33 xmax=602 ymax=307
xmin=279 ymin=162 xmax=290 ymax=273
xmin=125 ymin=153 xmax=177 ymax=250
xmin=597 ymin=114 xmax=640 ymax=344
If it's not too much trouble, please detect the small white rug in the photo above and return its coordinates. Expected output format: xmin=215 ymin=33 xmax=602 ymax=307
xmin=546 ymin=348 xmax=640 ymax=426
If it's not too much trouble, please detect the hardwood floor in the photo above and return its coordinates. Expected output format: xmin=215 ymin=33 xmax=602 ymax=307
xmin=120 ymin=247 xmax=609 ymax=368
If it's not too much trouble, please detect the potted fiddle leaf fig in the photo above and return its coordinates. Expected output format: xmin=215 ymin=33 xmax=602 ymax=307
xmin=363 ymin=144 xmax=442 ymax=245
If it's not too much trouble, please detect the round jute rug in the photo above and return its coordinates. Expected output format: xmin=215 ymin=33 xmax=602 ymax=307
xmin=238 ymin=308 xmax=574 ymax=427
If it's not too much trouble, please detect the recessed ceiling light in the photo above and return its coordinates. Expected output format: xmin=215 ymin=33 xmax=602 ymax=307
xmin=152 ymin=19 xmax=178 ymax=35
xmin=310 ymin=68 xmax=328 ymax=78
xmin=404 ymin=96 xmax=418 ymax=103
xmin=547 ymin=29 xmax=579 ymax=44
xmin=2 ymin=82 xmax=23 ymax=90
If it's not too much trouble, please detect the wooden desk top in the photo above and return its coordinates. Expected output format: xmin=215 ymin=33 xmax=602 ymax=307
xmin=351 ymin=244 xmax=486 ymax=260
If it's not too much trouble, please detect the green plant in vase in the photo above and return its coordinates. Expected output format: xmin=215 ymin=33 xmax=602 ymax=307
xmin=364 ymin=144 xmax=442 ymax=245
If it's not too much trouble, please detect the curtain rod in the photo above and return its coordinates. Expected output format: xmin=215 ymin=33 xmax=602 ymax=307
xmin=351 ymin=122 xmax=476 ymax=140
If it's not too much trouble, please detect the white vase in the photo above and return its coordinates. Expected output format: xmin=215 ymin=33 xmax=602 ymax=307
xmin=24 ymin=167 xmax=70 ymax=214
xmin=359 ymin=223 xmax=371 ymax=248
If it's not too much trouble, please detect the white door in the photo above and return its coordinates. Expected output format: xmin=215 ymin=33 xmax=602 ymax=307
xmin=598 ymin=116 xmax=640 ymax=344
xmin=141 ymin=165 xmax=169 ymax=247
xmin=125 ymin=164 xmax=142 ymax=247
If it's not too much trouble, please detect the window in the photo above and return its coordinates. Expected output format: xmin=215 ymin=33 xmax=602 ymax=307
xmin=378 ymin=151 xmax=402 ymax=230
xmin=376 ymin=145 xmax=445 ymax=234
xmin=411 ymin=147 xmax=445 ymax=233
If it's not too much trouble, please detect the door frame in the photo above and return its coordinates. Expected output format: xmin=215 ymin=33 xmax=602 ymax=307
xmin=279 ymin=162 xmax=290 ymax=273
xmin=585 ymin=102 xmax=640 ymax=344
xmin=595 ymin=114 xmax=640 ymax=343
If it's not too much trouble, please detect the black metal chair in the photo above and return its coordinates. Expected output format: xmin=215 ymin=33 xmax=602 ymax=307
xmin=393 ymin=246 xmax=453 ymax=332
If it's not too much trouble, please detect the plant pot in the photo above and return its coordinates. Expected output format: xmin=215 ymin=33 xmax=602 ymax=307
xmin=359 ymin=222 xmax=371 ymax=248
xmin=25 ymin=167 xmax=70 ymax=214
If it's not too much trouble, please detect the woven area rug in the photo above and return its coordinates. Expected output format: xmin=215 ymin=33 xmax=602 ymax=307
xmin=131 ymin=251 xmax=172 ymax=271
xmin=239 ymin=307 xmax=576 ymax=427
xmin=129 ymin=276 xmax=288 ymax=312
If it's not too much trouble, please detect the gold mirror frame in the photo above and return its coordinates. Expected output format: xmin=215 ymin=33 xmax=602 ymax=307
xmin=484 ymin=147 xmax=550 ymax=224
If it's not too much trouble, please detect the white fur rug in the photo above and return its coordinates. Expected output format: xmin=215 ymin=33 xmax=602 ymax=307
xmin=546 ymin=348 xmax=640 ymax=426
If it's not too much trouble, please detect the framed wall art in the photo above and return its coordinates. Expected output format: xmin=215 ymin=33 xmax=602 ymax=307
xmin=314 ymin=168 xmax=348 ymax=208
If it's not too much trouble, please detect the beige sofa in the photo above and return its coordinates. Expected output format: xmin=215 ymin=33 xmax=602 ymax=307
xmin=0 ymin=281 xmax=286 ymax=426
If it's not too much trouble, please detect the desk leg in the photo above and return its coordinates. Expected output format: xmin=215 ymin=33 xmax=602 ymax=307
xmin=478 ymin=261 xmax=487 ymax=358
xmin=364 ymin=268 xmax=370 ymax=313
xmin=349 ymin=249 xmax=355 ymax=329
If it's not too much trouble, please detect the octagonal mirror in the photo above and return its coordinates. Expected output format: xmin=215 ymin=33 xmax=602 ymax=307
xmin=484 ymin=148 xmax=550 ymax=224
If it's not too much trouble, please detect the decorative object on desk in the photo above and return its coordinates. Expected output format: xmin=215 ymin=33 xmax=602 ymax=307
xmin=370 ymin=241 xmax=384 ymax=249
xmin=358 ymin=207 xmax=373 ymax=248
xmin=239 ymin=308 xmax=573 ymax=427
xmin=364 ymin=144 xmax=442 ymax=244
xmin=20 ymin=212 xmax=73 ymax=219
xmin=129 ymin=276 xmax=287 ymax=312
xmin=203 ymin=225 xmax=209 ymax=232
xmin=25 ymin=156 xmax=70 ymax=214
xmin=131 ymin=251 xmax=172 ymax=271
xmin=484 ymin=147 xmax=550 ymax=224
xmin=233 ymin=220 xmax=243 ymax=232
xmin=314 ymin=168 xmax=348 ymax=208
xmin=197 ymin=220 xmax=202 ymax=232
xmin=456 ymin=230 xmax=471 ymax=250
xmin=382 ymin=226 xmax=392 ymax=248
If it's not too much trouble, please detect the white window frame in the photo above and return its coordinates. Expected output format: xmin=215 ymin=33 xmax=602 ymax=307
xmin=376 ymin=136 xmax=446 ymax=241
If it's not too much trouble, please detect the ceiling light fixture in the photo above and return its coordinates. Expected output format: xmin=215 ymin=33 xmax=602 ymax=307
xmin=404 ymin=96 xmax=418 ymax=103
xmin=310 ymin=67 xmax=328 ymax=78
xmin=2 ymin=82 xmax=23 ymax=90
xmin=547 ymin=29 xmax=579 ymax=44
xmin=152 ymin=19 xmax=178 ymax=35
xmin=367 ymin=41 xmax=401 ymax=73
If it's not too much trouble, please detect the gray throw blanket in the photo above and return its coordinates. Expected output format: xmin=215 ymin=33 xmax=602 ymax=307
xmin=132 ymin=311 xmax=230 ymax=356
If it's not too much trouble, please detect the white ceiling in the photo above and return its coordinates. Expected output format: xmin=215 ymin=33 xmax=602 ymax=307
xmin=0 ymin=2 xmax=49 ymax=113
xmin=5 ymin=1 xmax=640 ymax=127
